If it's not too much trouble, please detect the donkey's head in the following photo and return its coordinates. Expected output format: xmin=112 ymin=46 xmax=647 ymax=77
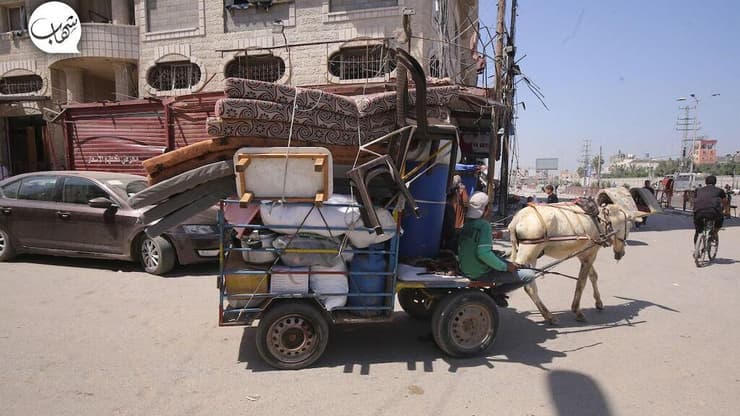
xmin=604 ymin=205 xmax=631 ymax=261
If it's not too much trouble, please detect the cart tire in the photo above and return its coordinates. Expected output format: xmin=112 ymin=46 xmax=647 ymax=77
xmin=398 ymin=289 xmax=436 ymax=320
xmin=431 ymin=290 xmax=499 ymax=358
xmin=256 ymin=302 xmax=329 ymax=370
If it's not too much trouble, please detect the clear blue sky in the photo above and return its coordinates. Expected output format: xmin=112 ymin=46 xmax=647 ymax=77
xmin=479 ymin=0 xmax=740 ymax=172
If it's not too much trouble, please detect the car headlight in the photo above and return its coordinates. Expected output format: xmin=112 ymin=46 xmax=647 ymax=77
xmin=182 ymin=224 xmax=219 ymax=234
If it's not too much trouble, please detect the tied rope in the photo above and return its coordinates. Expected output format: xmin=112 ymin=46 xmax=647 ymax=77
xmin=280 ymin=87 xmax=301 ymax=202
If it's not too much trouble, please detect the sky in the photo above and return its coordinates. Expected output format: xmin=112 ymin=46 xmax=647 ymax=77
xmin=479 ymin=0 xmax=740 ymax=172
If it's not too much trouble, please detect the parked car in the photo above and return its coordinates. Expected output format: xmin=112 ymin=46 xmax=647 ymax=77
xmin=0 ymin=171 xmax=221 ymax=275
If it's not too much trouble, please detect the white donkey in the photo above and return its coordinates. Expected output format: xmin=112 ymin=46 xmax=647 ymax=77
xmin=508 ymin=202 xmax=631 ymax=324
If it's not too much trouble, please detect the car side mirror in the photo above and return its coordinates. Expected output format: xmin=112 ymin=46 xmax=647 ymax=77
xmin=88 ymin=197 xmax=118 ymax=209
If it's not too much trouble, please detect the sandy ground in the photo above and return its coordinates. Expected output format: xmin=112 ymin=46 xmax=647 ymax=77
xmin=1 ymin=211 xmax=739 ymax=416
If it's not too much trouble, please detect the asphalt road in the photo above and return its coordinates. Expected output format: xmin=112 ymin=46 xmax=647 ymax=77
xmin=1 ymin=211 xmax=739 ymax=416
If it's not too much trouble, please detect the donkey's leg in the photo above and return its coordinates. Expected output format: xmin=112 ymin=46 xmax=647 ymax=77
xmin=515 ymin=244 xmax=557 ymax=324
xmin=523 ymin=280 xmax=557 ymax=325
xmin=571 ymin=252 xmax=597 ymax=322
xmin=589 ymin=266 xmax=604 ymax=310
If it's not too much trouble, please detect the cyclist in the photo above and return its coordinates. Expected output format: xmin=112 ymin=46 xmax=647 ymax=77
xmin=693 ymin=175 xmax=727 ymax=244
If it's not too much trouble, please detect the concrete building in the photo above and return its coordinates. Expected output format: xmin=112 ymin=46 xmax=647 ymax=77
xmin=0 ymin=0 xmax=137 ymax=177
xmin=1 ymin=0 xmax=481 ymax=177
xmin=692 ymin=138 xmax=717 ymax=166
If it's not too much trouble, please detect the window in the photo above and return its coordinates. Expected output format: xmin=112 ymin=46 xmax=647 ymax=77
xmin=329 ymin=46 xmax=395 ymax=80
xmin=429 ymin=55 xmax=441 ymax=78
xmin=1 ymin=180 xmax=21 ymax=199
xmin=225 ymin=55 xmax=286 ymax=82
xmin=18 ymin=176 xmax=57 ymax=202
xmin=147 ymin=62 xmax=201 ymax=91
xmin=329 ymin=0 xmax=398 ymax=13
xmin=0 ymin=75 xmax=43 ymax=95
xmin=146 ymin=0 xmax=199 ymax=32
xmin=104 ymin=178 xmax=147 ymax=199
xmin=7 ymin=6 xmax=26 ymax=31
xmin=62 ymin=177 xmax=109 ymax=205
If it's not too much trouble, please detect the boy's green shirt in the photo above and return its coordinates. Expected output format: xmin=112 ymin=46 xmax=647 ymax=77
xmin=457 ymin=218 xmax=508 ymax=278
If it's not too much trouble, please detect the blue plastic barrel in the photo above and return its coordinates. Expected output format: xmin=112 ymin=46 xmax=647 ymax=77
xmin=348 ymin=243 xmax=388 ymax=310
xmin=455 ymin=163 xmax=478 ymax=193
xmin=399 ymin=162 xmax=450 ymax=258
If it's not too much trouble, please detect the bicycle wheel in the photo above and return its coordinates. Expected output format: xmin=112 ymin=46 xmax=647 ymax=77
xmin=708 ymin=235 xmax=718 ymax=260
xmin=694 ymin=234 xmax=706 ymax=267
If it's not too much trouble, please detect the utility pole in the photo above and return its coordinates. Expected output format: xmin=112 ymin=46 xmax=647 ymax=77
xmin=596 ymin=146 xmax=602 ymax=188
xmin=497 ymin=0 xmax=517 ymax=217
xmin=675 ymin=104 xmax=694 ymax=172
xmin=487 ymin=0 xmax=506 ymax=211
xmin=580 ymin=139 xmax=591 ymax=187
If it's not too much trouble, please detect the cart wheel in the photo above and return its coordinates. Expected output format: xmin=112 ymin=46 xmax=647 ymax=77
xmin=256 ymin=302 xmax=329 ymax=370
xmin=398 ymin=289 xmax=436 ymax=320
xmin=431 ymin=290 xmax=499 ymax=358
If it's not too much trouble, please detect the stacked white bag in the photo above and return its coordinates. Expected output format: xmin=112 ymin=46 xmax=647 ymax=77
xmin=259 ymin=194 xmax=397 ymax=311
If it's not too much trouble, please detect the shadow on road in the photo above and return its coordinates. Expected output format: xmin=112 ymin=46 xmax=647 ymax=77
xmin=625 ymin=239 xmax=648 ymax=246
xmin=548 ymin=370 xmax=613 ymax=416
xmin=237 ymin=309 xmax=566 ymax=373
xmin=4 ymin=254 xmax=217 ymax=277
xmin=712 ymin=257 xmax=738 ymax=265
xmin=236 ymin=295 xmax=678 ymax=374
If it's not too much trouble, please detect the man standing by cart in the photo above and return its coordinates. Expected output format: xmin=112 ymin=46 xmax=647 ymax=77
xmin=457 ymin=192 xmax=536 ymax=307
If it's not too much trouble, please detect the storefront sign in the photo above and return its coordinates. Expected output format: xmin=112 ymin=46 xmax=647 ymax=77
xmin=29 ymin=1 xmax=81 ymax=54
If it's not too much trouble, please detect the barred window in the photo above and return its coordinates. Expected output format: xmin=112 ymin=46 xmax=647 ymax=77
xmin=328 ymin=46 xmax=395 ymax=80
xmin=225 ymin=55 xmax=286 ymax=82
xmin=429 ymin=55 xmax=441 ymax=78
xmin=0 ymin=75 xmax=43 ymax=95
xmin=147 ymin=62 xmax=201 ymax=91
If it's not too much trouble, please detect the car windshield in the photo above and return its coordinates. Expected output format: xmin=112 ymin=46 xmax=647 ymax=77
xmin=104 ymin=177 xmax=148 ymax=200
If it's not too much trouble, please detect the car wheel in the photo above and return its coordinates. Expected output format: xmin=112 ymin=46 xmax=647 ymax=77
xmin=256 ymin=301 xmax=329 ymax=370
xmin=0 ymin=226 xmax=16 ymax=262
xmin=140 ymin=236 xmax=176 ymax=275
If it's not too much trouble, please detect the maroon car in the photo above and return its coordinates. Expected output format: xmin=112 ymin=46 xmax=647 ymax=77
xmin=0 ymin=171 xmax=220 ymax=275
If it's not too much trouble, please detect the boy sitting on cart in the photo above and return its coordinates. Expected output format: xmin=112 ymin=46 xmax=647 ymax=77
xmin=458 ymin=192 xmax=536 ymax=307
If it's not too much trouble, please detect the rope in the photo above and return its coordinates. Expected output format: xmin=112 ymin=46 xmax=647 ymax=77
xmin=280 ymin=87 xmax=301 ymax=202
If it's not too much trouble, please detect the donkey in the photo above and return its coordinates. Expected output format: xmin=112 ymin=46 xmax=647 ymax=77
xmin=508 ymin=202 xmax=631 ymax=324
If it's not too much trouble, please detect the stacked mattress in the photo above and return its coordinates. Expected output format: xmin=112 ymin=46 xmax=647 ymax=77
xmin=141 ymin=78 xmax=460 ymax=185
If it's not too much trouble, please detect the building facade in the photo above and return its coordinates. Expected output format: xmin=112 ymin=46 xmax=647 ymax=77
xmin=0 ymin=0 xmax=137 ymax=177
xmin=692 ymin=138 xmax=717 ymax=166
xmin=1 ymin=0 xmax=480 ymax=178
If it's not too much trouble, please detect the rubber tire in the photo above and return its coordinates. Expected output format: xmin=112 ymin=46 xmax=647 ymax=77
xmin=0 ymin=226 xmax=16 ymax=262
xmin=708 ymin=236 xmax=718 ymax=260
xmin=431 ymin=290 xmax=500 ymax=358
xmin=256 ymin=302 xmax=329 ymax=370
xmin=139 ymin=236 xmax=176 ymax=275
xmin=693 ymin=234 xmax=705 ymax=267
xmin=398 ymin=289 xmax=436 ymax=320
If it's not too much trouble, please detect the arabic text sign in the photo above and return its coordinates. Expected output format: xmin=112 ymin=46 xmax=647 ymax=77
xmin=29 ymin=1 xmax=81 ymax=54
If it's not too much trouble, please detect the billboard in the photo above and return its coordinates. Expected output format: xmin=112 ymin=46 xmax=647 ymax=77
xmin=535 ymin=158 xmax=559 ymax=170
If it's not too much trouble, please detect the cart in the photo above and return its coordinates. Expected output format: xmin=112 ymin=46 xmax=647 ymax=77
xmin=217 ymin=198 xmax=502 ymax=370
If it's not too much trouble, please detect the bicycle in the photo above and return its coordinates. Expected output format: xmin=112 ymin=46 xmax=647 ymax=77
xmin=693 ymin=219 xmax=718 ymax=267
